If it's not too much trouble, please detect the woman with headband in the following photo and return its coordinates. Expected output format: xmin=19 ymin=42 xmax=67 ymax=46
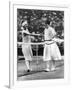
xmin=21 ymin=20 xmax=33 ymax=72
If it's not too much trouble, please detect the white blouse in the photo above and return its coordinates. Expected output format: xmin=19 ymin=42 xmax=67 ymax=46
xmin=44 ymin=26 xmax=56 ymax=41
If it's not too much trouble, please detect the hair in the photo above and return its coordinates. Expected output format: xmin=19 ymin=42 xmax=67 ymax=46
xmin=45 ymin=20 xmax=50 ymax=25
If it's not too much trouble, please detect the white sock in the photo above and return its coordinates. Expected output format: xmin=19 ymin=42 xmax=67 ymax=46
xmin=25 ymin=60 xmax=30 ymax=70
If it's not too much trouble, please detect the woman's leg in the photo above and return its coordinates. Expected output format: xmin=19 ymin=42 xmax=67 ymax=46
xmin=45 ymin=61 xmax=51 ymax=71
xmin=25 ymin=60 xmax=30 ymax=69
xmin=50 ymin=43 xmax=61 ymax=71
xmin=50 ymin=60 xmax=56 ymax=71
xmin=25 ymin=60 xmax=31 ymax=72
xmin=43 ymin=45 xmax=51 ymax=71
xmin=22 ymin=45 xmax=32 ymax=72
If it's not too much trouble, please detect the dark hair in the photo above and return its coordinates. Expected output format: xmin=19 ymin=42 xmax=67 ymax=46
xmin=45 ymin=20 xmax=50 ymax=25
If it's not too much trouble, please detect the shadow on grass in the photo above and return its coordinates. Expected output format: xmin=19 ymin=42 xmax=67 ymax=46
xmin=18 ymin=70 xmax=44 ymax=77
xmin=4 ymin=85 xmax=10 ymax=89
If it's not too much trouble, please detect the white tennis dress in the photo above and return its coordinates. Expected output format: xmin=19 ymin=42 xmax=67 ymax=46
xmin=22 ymin=29 xmax=33 ymax=61
xmin=43 ymin=26 xmax=61 ymax=61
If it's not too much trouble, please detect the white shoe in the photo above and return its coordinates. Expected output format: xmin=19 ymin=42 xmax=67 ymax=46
xmin=44 ymin=68 xmax=50 ymax=72
xmin=51 ymin=67 xmax=56 ymax=71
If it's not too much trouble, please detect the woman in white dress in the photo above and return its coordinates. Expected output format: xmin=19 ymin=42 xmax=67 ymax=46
xmin=43 ymin=20 xmax=62 ymax=71
xmin=21 ymin=20 xmax=33 ymax=72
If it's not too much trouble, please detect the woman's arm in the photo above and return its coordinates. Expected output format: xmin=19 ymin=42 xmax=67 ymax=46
xmin=22 ymin=30 xmax=30 ymax=34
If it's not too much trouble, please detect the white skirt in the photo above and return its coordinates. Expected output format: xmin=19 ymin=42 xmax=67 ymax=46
xmin=22 ymin=44 xmax=33 ymax=61
xmin=43 ymin=42 xmax=62 ymax=61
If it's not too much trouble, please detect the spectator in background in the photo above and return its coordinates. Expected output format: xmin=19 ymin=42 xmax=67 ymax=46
xmin=43 ymin=20 xmax=62 ymax=72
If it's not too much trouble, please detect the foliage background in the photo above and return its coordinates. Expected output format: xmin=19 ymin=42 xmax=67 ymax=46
xmin=17 ymin=9 xmax=64 ymax=56
xmin=17 ymin=9 xmax=64 ymax=34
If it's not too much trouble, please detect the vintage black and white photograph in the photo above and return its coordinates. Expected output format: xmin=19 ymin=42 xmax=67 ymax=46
xmin=17 ymin=8 xmax=64 ymax=81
